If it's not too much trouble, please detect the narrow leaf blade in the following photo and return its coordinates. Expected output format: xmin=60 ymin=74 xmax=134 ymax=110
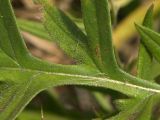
xmin=137 ymin=5 xmax=153 ymax=80
xmin=36 ymin=0 xmax=93 ymax=65
xmin=0 ymin=0 xmax=29 ymax=62
xmin=136 ymin=25 xmax=160 ymax=64
xmin=81 ymin=0 xmax=118 ymax=73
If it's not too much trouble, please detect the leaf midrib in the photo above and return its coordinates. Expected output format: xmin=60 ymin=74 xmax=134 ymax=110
xmin=0 ymin=67 xmax=160 ymax=94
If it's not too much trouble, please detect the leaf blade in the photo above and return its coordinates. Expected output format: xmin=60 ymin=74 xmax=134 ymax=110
xmin=137 ymin=4 xmax=153 ymax=80
xmin=81 ymin=0 xmax=118 ymax=74
xmin=36 ymin=0 xmax=93 ymax=65
xmin=136 ymin=25 xmax=160 ymax=64
xmin=0 ymin=0 xmax=29 ymax=62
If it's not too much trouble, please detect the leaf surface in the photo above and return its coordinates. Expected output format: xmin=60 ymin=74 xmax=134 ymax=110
xmin=36 ymin=0 xmax=93 ymax=65
xmin=1 ymin=0 xmax=160 ymax=120
xmin=136 ymin=25 xmax=160 ymax=64
xmin=137 ymin=5 xmax=153 ymax=80
xmin=81 ymin=0 xmax=118 ymax=73
xmin=109 ymin=94 xmax=160 ymax=120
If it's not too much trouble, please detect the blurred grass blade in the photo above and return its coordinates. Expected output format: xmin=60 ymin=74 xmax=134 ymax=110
xmin=18 ymin=111 xmax=70 ymax=120
xmin=17 ymin=19 xmax=51 ymax=40
xmin=93 ymin=92 xmax=114 ymax=113
xmin=115 ymin=98 xmax=139 ymax=111
xmin=81 ymin=0 xmax=118 ymax=74
xmin=137 ymin=5 xmax=153 ymax=80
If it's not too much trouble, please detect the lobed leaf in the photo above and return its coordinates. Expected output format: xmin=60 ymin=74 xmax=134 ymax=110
xmin=0 ymin=0 xmax=97 ymax=75
xmin=1 ymin=0 xmax=160 ymax=120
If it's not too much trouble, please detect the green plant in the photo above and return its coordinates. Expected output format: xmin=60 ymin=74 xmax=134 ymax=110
xmin=1 ymin=0 xmax=160 ymax=119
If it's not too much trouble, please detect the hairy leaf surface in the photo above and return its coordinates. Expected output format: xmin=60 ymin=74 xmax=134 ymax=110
xmin=1 ymin=0 xmax=160 ymax=120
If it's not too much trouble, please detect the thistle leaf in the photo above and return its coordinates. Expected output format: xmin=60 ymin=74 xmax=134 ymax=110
xmin=1 ymin=0 xmax=160 ymax=120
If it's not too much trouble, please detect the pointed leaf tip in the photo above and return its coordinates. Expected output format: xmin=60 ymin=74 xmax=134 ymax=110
xmin=135 ymin=23 xmax=142 ymax=32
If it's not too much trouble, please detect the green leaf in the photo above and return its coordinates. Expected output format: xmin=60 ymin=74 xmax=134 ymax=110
xmin=136 ymin=25 xmax=160 ymax=64
xmin=137 ymin=4 xmax=153 ymax=80
xmin=36 ymin=0 xmax=94 ymax=65
xmin=0 ymin=49 xmax=18 ymax=68
xmin=81 ymin=0 xmax=118 ymax=74
xmin=0 ymin=0 xmax=28 ymax=62
xmin=115 ymin=98 xmax=139 ymax=111
xmin=0 ymin=67 xmax=158 ymax=119
xmin=93 ymin=92 xmax=114 ymax=113
xmin=110 ymin=94 xmax=160 ymax=120
xmin=1 ymin=0 xmax=160 ymax=120
xmin=110 ymin=5 xmax=158 ymax=120
xmin=150 ymin=60 xmax=160 ymax=79
xmin=0 ymin=0 xmax=98 ymax=75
